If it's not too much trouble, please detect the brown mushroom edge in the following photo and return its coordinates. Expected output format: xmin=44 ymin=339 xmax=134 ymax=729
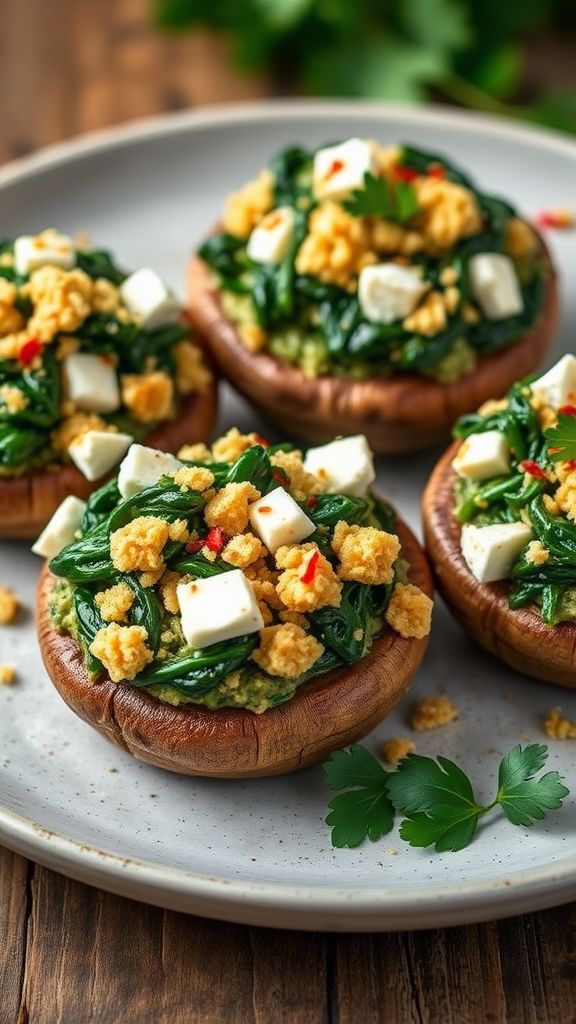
xmin=423 ymin=440 xmax=576 ymax=689
xmin=37 ymin=514 xmax=432 ymax=779
xmin=0 ymin=383 xmax=218 ymax=541
xmin=187 ymin=237 xmax=557 ymax=455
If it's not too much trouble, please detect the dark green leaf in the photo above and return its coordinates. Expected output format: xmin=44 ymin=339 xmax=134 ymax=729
xmin=545 ymin=412 xmax=576 ymax=463
xmin=344 ymin=172 xmax=418 ymax=223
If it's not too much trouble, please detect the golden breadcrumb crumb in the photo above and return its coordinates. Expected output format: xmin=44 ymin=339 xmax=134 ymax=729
xmin=0 ymin=279 xmax=24 ymax=334
xmin=275 ymin=543 xmax=342 ymax=612
xmin=173 ymin=465 xmax=215 ymax=492
xmin=158 ymin=570 xmax=182 ymax=614
xmin=211 ymin=428 xmax=257 ymax=464
xmin=411 ymin=695 xmax=459 ymax=731
xmin=278 ymin=610 xmax=309 ymax=629
xmin=295 ymin=200 xmax=377 ymax=291
xmin=173 ymin=340 xmax=212 ymax=395
xmin=121 ymin=371 xmax=174 ymax=423
xmin=438 ymin=265 xmax=459 ymax=286
xmin=504 ymin=217 xmax=538 ymax=261
xmin=462 ymin=301 xmax=481 ymax=325
xmin=0 ymin=331 xmax=30 ymax=361
xmin=92 ymin=277 xmax=121 ymax=313
xmin=245 ymin=560 xmax=283 ymax=619
xmin=332 ymin=521 xmax=401 ymax=585
xmin=403 ymin=290 xmax=447 ymax=337
xmin=525 ymin=540 xmax=549 ymax=566
xmin=381 ymin=737 xmax=415 ymax=765
xmin=110 ymin=516 xmax=170 ymax=573
xmin=270 ymin=449 xmax=325 ymax=500
xmin=177 ymin=441 xmax=211 ymax=462
xmin=478 ymin=398 xmax=508 ymax=417
xmin=25 ymin=266 xmax=93 ymax=341
xmin=0 ymin=664 xmax=16 ymax=686
xmin=238 ymin=322 xmax=268 ymax=352
xmin=168 ymin=519 xmax=190 ymax=544
xmin=555 ymin=471 xmax=576 ymax=522
xmin=0 ymin=384 xmax=28 ymax=414
xmin=385 ymin=583 xmax=433 ymax=640
xmin=543 ymin=707 xmax=576 ymax=740
xmin=204 ymin=482 xmax=260 ymax=536
xmin=221 ymin=533 xmax=267 ymax=568
xmin=94 ymin=582 xmax=135 ymax=623
xmin=52 ymin=412 xmax=111 ymax=452
xmin=222 ymin=169 xmax=274 ymax=238
xmin=251 ymin=623 xmax=324 ymax=678
xmin=414 ymin=177 xmax=482 ymax=252
xmin=89 ymin=623 xmax=153 ymax=682
xmin=442 ymin=285 xmax=460 ymax=315
xmin=0 ymin=586 xmax=19 ymax=625
xmin=139 ymin=568 xmax=165 ymax=588
xmin=55 ymin=334 xmax=81 ymax=361
xmin=543 ymin=493 xmax=561 ymax=516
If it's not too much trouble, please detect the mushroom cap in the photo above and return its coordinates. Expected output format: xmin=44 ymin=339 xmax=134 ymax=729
xmin=0 ymin=381 xmax=218 ymax=540
xmin=37 ymin=513 xmax=432 ymax=778
xmin=187 ymin=232 xmax=557 ymax=455
xmin=423 ymin=440 xmax=576 ymax=689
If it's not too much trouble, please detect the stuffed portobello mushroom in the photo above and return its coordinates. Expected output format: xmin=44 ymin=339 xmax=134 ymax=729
xmin=0 ymin=230 xmax=216 ymax=538
xmin=423 ymin=354 xmax=576 ymax=688
xmin=189 ymin=139 xmax=557 ymax=454
xmin=36 ymin=429 xmax=433 ymax=777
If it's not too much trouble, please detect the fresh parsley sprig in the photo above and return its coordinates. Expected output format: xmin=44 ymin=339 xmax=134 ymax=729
xmin=545 ymin=412 xmax=576 ymax=462
xmin=343 ymin=172 xmax=419 ymax=223
xmin=323 ymin=743 xmax=569 ymax=852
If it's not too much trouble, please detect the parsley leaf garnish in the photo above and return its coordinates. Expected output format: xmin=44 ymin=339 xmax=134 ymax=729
xmin=497 ymin=744 xmax=569 ymax=826
xmin=323 ymin=744 xmax=569 ymax=853
xmin=545 ymin=412 xmax=576 ymax=462
xmin=324 ymin=745 xmax=394 ymax=848
xmin=344 ymin=172 xmax=419 ymax=223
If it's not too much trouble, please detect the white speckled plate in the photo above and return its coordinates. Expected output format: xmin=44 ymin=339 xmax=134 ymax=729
xmin=1 ymin=102 xmax=576 ymax=931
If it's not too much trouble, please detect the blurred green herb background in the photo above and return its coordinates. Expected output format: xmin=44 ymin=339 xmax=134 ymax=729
xmin=155 ymin=0 xmax=576 ymax=132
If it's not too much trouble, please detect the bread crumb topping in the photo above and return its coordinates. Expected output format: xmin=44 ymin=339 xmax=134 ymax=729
xmin=411 ymin=694 xmax=459 ymax=730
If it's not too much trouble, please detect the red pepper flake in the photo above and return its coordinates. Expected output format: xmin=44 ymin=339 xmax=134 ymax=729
xmin=324 ymin=158 xmax=344 ymax=181
xmin=185 ymin=538 xmax=205 ymax=554
xmin=393 ymin=164 xmax=418 ymax=183
xmin=19 ymin=338 xmax=42 ymax=365
xmin=306 ymin=496 xmax=318 ymax=509
xmin=566 ymin=459 xmax=576 ymax=471
xmin=559 ymin=405 xmax=576 ymax=416
xmin=427 ymin=163 xmax=445 ymax=180
xmin=535 ymin=208 xmax=574 ymax=230
xmin=272 ymin=467 xmax=290 ymax=487
xmin=300 ymin=550 xmax=320 ymax=584
xmin=520 ymin=460 xmax=547 ymax=480
xmin=100 ymin=353 xmax=116 ymax=366
xmin=205 ymin=526 xmax=225 ymax=553
xmin=252 ymin=433 xmax=269 ymax=448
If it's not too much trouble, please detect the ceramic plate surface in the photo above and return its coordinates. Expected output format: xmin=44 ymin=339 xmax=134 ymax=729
xmin=1 ymin=102 xmax=576 ymax=931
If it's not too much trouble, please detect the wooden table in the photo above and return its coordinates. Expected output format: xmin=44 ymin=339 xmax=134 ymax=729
xmin=1 ymin=2 xmax=575 ymax=1020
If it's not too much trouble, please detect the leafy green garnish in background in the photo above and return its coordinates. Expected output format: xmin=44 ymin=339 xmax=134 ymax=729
xmin=155 ymin=0 xmax=576 ymax=135
xmin=323 ymin=743 xmax=569 ymax=852
xmin=344 ymin=173 xmax=418 ymax=223
xmin=545 ymin=412 xmax=576 ymax=463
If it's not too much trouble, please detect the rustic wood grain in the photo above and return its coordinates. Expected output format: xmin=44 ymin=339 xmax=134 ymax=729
xmin=1 ymin=2 xmax=576 ymax=1022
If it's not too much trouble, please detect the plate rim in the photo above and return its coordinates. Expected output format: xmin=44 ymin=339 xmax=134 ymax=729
xmin=1 ymin=98 xmax=576 ymax=930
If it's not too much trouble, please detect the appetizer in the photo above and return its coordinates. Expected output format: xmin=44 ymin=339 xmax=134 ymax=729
xmin=0 ymin=230 xmax=216 ymax=537
xmin=189 ymin=139 xmax=557 ymax=453
xmin=36 ymin=430 xmax=433 ymax=777
xmin=423 ymin=354 xmax=576 ymax=687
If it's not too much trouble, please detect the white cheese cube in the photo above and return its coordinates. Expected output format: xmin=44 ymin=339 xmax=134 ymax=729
xmin=303 ymin=435 xmax=375 ymax=496
xmin=31 ymin=495 xmax=86 ymax=559
xmin=248 ymin=486 xmax=315 ymax=554
xmin=63 ymin=353 xmax=120 ymax=414
xmin=68 ymin=430 xmax=133 ymax=482
xmin=117 ymin=444 xmax=182 ymax=499
xmin=469 ymin=253 xmax=523 ymax=320
xmin=358 ymin=263 xmax=428 ymax=324
xmin=246 ymin=207 xmax=295 ymax=264
xmin=177 ymin=569 xmax=264 ymax=650
xmin=120 ymin=268 xmax=180 ymax=329
xmin=452 ymin=430 xmax=510 ymax=481
xmin=14 ymin=230 xmax=75 ymax=276
xmin=531 ymin=354 xmax=576 ymax=411
xmin=460 ymin=522 xmax=533 ymax=583
xmin=313 ymin=138 xmax=376 ymax=201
